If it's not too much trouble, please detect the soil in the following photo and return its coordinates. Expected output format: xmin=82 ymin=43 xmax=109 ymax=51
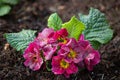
xmin=0 ymin=0 xmax=120 ymax=80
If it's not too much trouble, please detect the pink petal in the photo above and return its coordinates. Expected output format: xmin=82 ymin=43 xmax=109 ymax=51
xmin=40 ymin=28 xmax=54 ymax=38
xmin=58 ymin=46 xmax=70 ymax=56
xmin=52 ymin=56 xmax=61 ymax=66
xmin=79 ymin=34 xmax=85 ymax=40
xmin=57 ymin=28 xmax=68 ymax=37
xmin=52 ymin=56 xmax=65 ymax=74
xmin=33 ymin=63 xmax=41 ymax=70
xmin=52 ymin=67 xmax=64 ymax=74
xmin=35 ymin=28 xmax=55 ymax=47
xmin=24 ymin=59 xmax=30 ymax=66
xmin=91 ymin=51 xmax=100 ymax=65
xmin=52 ymin=28 xmax=68 ymax=40
xmin=43 ymin=44 xmax=56 ymax=60
xmin=33 ymin=60 xmax=43 ymax=71
xmin=78 ymin=40 xmax=90 ymax=50
xmin=29 ymin=62 xmax=36 ymax=70
xmin=73 ymin=53 xmax=83 ymax=63
xmin=66 ymin=38 xmax=77 ymax=48
xmin=84 ymin=50 xmax=100 ymax=71
xmin=66 ymin=63 xmax=78 ymax=74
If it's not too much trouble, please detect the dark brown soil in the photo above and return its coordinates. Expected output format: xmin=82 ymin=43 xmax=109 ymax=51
xmin=0 ymin=0 xmax=120 ymax=80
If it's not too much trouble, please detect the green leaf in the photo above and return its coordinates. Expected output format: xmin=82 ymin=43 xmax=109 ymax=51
xmin=90 ymin=41 xmax=101 ymax=49
xmin=0 ymin=0 xmax=4 ymax=4
xmin=79 ymin=8 xmax=113 ymax=49
xmin=0 ymin=5 xmax=11 ymax=16
xmin=48 ymin=13 xmax=63 ymax=30
xmin=4 ymin=30 xmax=37 ymax=53
xmin=1 ymin=0 xmax=19 ymax=5
xmin=62 ymin=16 xmax=85 ymax=40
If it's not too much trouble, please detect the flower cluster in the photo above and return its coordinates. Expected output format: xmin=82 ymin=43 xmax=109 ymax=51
xmin=23 ymin=28 xmax=100 ymax=78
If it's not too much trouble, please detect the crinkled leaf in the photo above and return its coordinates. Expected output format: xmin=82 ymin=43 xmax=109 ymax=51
xmin=4 ymin=30 xmax=37 ymax=53
xmin=1 ymin=0 xmax=19 ymax=5
xmin=48 ymin=13 xmax=62 ymax=30
xmin=62 ymin=16 xmax=85 ymax=40
xmin=79 ymin=8 xmax=113 ymax=49
xmin=0 ymin=5 xmax=11 ymax=16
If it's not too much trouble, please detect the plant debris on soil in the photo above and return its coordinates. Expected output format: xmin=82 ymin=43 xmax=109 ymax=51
xmin=0 ymin=0 xmax=120 ymax=80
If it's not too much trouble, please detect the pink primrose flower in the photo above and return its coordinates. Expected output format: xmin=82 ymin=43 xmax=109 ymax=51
xmin=84 ymin=49 xmax=100 ymax=71
xmin=78 ymin=34 xmax=100 ymax=71
xmin=58 ymin=38 xmax=84 ymax=63
xmin=52 ymin=28 xmax=68 ymax=45
xmin=53 ymin=28 xmax=68 ymax=39
xmin=23 ymin=42 xmax=43 ymax=71
xmin=35 ymin=28 xmax=54 ymax=46
xmin=52 ymin=55 xmax=78 ymax=78
xmin=42 ymin=44 xmax=57 ymax=60
xmin=78 ymin=34 xmax=91 ymax=50
xmin=34 ymin=28 xmax=58 ymax=60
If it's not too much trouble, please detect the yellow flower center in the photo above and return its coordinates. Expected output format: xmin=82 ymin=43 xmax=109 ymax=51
xmin=68 ymin=49 xmax=77 ymax=58
xmin=60 ymin=59 xmax=69 ymax=69
xmin=58 ymin=37 xmax=67 ymax=44
xmin=32 ymin=53 xmax=41 ymax=62
xmin=33 ymin=55 xmax=38 ymax=62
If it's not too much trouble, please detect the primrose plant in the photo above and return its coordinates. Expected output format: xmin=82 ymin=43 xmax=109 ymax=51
xmin=5 ymin=8 xmax=113 ymax=78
